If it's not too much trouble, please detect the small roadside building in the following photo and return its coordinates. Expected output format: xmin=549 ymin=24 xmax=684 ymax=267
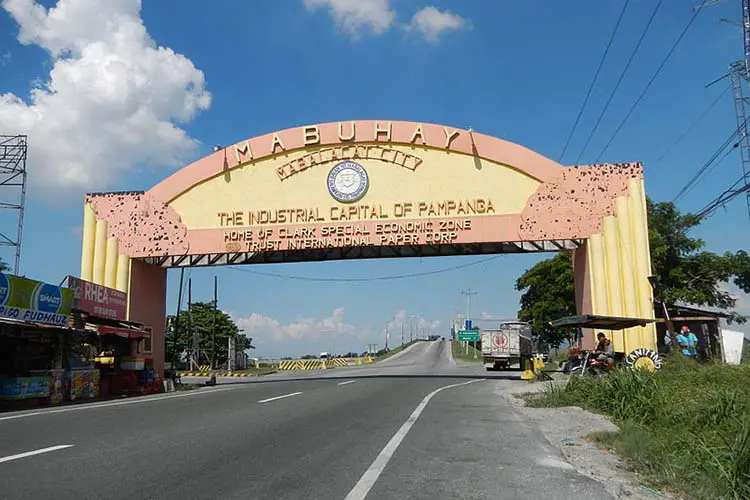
xmin=654 ymin=301 xmax=729 ymax=361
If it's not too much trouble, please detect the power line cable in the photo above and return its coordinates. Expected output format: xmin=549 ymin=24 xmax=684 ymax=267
xmin=558 ymin=0 xmax=630 ymax=162
xmin=575 ymin=0 xmax=664 ymax=164
xmin=695 ymin=171 xmax=750 ymax=219
xmin=672 ymin=118 xmax=748 ymax=203
xmin=654 ymin=85 xmax=729 ymax=163
xmin=677 ymin=146 xmax=737 ymax=200
xmin=227 ymin=255 xmax=502 ymax=283
xmin=594 ymin=1 xmax=708 ymax=163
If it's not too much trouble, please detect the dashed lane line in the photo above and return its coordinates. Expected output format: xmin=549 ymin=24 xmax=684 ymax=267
xmin=0 ymin=445 xmax=74 ymax=464
xmin=257 ymin=392 xmax=303 ymax=403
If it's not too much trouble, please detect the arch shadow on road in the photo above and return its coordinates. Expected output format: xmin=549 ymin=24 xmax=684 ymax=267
xmin=185 ymin=372 xmax=529 ymax=387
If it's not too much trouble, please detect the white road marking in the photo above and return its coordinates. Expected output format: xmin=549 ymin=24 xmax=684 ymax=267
xmin=337 ymin=380 xmax=356 ymax=386
xmin=0 ymin=387 xmax=233 ymax=422
xmin=257 ymin=391 xmax=302 ymax=403
xmin=345 ymin=378 xmax=485 ymax=500
xmin=0 ymin=445 xmax=74 ymax=464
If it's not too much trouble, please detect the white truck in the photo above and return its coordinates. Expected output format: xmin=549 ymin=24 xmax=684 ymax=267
xmin=481 ymin=322 xmax=534 ymax=371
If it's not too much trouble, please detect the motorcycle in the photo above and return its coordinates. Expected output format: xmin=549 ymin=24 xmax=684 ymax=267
xmin=562 ymin=349 xmax=615 ymax=377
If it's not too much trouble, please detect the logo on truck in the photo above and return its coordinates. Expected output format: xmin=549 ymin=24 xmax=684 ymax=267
xmin=492 ymin=333 xmax=508 ymax=348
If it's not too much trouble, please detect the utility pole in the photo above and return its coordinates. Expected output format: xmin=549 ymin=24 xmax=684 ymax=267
xmin=171 ymin=268 xmax=185 ymax=371
xmin=384 ymin=321 xmax=389 ymax=350
xmin=211 ymin=275 xmax=218 ymax=370
xmin=401 ymin=322 xmax=404 ymax=346
xmin=188 ymin=278 xmax=196 ymax=370
xmin=228 ymin=335 xmax=235 ymax=373
xmin=461 ymin=289 xmax=477 ymax=356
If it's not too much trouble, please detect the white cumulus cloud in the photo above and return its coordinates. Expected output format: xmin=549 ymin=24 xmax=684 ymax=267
xmin=303 ymin=0 xmax=395 ymax=37
xmin=386 ymin=309 xmax=441 ymax=336
xmin=408 ymin=6 xmax=469 ymax=42
xmin=0 ymin=0 xmax=211 ymax=194
xmin=234 ymin=307 xmax=361 ymax=342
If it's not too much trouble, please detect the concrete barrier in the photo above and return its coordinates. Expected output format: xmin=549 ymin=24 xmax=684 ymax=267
xmin=276 ymin=357 xmax=373 ymax=370
xmin=279 ymin=360 xmax=302 ymax=370
xmin=300 ymin=359 xmax=323 ymax=370
xmin=178 ymin=372 xmax=258 ymax=377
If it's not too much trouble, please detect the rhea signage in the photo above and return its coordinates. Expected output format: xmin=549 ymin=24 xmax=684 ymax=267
xmin=0 ymin=273 xmax=74 ymax=326
xmin=67 ymin=276 xmax=127 ymax=321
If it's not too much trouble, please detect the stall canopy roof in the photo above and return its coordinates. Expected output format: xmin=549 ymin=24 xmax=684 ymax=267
xmin=94 ymin=325 xmax=147 ymax=339
xmin=550 ymin=314 xmax=656 ymax=331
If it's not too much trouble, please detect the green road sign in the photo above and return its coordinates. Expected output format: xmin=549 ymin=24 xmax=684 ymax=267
xmin=457 ymin=330 xmax=480 ymax=342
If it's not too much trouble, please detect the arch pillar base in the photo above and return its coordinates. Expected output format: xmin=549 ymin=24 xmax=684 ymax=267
xmin=128 ymin=260 xmax=167 ymax=377
xmin=572 ymin=242 xmax=596 ymax=351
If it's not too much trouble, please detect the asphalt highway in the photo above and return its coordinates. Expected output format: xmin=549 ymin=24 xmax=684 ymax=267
xmin=0 ymin=340 xmax=613 ymax=499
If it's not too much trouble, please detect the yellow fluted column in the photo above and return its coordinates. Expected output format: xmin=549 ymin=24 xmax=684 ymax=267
xmin=588 ymin=234 xmax=608 ymax=315
xmin=116 ymin=254 xmax=130 ymax=293
xmin=629 ymin=178 xmax=656 ymax=350
xmin=603 ymin=216 xmax=625 ymax=352
xmin=92 ymin=220 xmax=108 ymax=285
xmin=104 ymin=237 xmax=119 ymax=289
xmin=125 ymin=259 xmax=132 ymax=320
xmin=616 ymin=197 xmax=639 ymax=353
xmin=80 ymin=204 xmax=96 ymax=281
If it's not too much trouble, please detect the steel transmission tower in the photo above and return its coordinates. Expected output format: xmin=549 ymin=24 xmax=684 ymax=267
xmin=0 ymin=135 xmax=28 ymax=274
xmin=729 ymin=59 xmax=750 ymax=218
xmin=704 ymin=0 xmax=750 ymax=218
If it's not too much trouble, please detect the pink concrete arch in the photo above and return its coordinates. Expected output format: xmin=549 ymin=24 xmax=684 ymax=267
xmin=147 ymin=120 xmax=566 ymax=204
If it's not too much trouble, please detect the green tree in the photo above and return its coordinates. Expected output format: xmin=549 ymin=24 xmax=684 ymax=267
xmin=515 ymin=199 xmax=750 ymax=346
xmin=165 ymin=301 xmax=245 ymax=367
xmin=647 ymin=199 xmax=736 ymax=309
xmin=514 ymin=253 xmax=576 ymax=346
xmin=0 ymin=259 xmax=10 ymax=273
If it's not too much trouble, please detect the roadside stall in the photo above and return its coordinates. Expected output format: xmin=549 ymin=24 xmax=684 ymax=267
xmin=550 ymin=314 xmax=659 ymax=373
xmin=0 ymin=273 xmax=75 ymax=410
xmin=67 ymin=276 xmax=161 ymax=397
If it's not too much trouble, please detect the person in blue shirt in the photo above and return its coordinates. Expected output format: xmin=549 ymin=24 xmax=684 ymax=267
xmin=676 ymin=326 xmax=698 ymax=358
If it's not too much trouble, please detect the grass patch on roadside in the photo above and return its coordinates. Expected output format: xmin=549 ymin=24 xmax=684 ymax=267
xmin=233 ymin=368 xmax=277 ymax=375
xmin=375 ymin=340 xmax=420 ymax=361
xmin=451 ymin=341 xmax=482 ymax=362
xmin=549 ymin=348 xmax=569 ymax=366
xmin=526 ymin=356 xmax=750 ymax=500
xmin=175 ymin=383 xmax=202 ymax=391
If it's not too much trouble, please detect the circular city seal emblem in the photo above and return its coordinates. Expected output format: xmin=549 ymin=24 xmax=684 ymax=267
xmin=327 ymin=161 xmax=369 ymax=203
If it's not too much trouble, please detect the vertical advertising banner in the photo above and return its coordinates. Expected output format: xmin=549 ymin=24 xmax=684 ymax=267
xmin=0 ymin=273 xmax=73 ymax=326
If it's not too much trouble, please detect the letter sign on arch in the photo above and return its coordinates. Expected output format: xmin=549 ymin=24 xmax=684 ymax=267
xmin=77 ymin=119 xmax=659 ymax=377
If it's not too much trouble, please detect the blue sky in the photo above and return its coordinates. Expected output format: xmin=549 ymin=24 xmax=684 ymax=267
xmin=1 ymin=0 xmax=749 ymax=357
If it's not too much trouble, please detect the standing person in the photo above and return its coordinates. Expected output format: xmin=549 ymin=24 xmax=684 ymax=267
xmin=661 ymin=329 xmax=673 ymax=355
xmin=676 ymin=326 xmax=698 ymax=358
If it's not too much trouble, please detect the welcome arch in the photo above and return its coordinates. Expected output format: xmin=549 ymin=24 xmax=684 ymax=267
xmin=78 ymin=120 xmax=657 ymax=375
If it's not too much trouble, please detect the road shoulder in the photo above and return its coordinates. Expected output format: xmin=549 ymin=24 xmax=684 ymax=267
xmin=367 ymin=378 xmax=613 ymax=500
xmin=497 ymin=377 xmax=674 ymax=500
